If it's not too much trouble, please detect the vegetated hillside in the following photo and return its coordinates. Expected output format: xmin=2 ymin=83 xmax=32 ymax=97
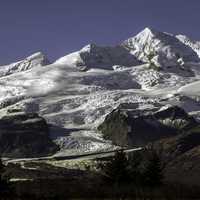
xmin=152 ymin=125 xmax=200 ymax=186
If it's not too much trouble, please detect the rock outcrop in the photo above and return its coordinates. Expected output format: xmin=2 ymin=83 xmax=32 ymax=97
xmin=0 ymin=112 xmax=58 ymax=158
xmin=98 ymin=105 xmax=197 ymax=147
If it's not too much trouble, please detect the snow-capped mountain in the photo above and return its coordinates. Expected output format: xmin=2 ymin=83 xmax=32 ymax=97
xmin=122 ymin=27 xmax=200 ymax=68
xmin=0 ymin=52 xmax=49 ymax=78
xmin=1 ymin=27 xmax=200 ymax=156
xmin=176 ymin=34 xmax=200 ymax=58
xmin=55 ymin=43 xmax=141 ymax=70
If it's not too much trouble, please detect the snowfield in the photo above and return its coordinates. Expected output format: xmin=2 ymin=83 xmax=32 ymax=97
xmin=178 ymin=80 xmax=200 ymax=96
xmin=1 ymin=27 xmax=200 ymax=156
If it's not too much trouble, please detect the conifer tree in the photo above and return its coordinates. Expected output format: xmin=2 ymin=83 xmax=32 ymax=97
xmin=143 ymin=150 xmax=163 ymax=187
xmin=97 ymin=150 xmax=130 ymax=184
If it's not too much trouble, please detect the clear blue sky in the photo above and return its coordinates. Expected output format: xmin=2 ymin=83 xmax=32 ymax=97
xmin=0 ymin=0 xmax=200 ymax=64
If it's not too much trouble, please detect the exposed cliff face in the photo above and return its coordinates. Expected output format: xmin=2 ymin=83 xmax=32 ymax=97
xmin=98 ymin=109 xmax=130 ymax=147
xmin=98 ymin=105 xmax=197 ymax=147
xmin=0 ymin=112 xmax=58 ymax=158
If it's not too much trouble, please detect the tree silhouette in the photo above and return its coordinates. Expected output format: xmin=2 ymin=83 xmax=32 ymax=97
xmin=97 ymin=150 xmax=130 ymax=184
xmin=143 ymin=150 xmax=164 ymax=187
xmin=0 ymin=157 xmax=10 ymax=195
xmin=97 ymin=148 xmax=164 ymax=188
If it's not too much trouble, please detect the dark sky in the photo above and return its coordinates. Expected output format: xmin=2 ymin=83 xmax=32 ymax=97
xmin=0 ymin=0 xmax=200 ymax=64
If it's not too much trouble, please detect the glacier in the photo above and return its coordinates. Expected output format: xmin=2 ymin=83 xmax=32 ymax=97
xmin=1 ymin=27 xmax=200 ymax=156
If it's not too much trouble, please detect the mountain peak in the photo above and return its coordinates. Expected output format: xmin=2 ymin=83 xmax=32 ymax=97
xmin=137 ymin=27 xmax=162 ymax=37
xmin=0 ymin=52 xmax=50 ymax=78
xmin=142 ymin=27 xmax=156 ymax=34
xmin=27 ymin=52 xmax=46 ymax=60
xmin=81 ymin=43 xmax=98 ymax=53
xmin=122 ymin=27 xmax=200 ymax=67
xmin=26 ymin=51 xmax=50 ymax=66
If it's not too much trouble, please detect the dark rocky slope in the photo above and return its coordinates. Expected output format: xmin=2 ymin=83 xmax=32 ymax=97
xmin=98 ymin=103 xmax=200 ymax=186
xmin=98 ymin=105 xmax=197 ymax=147
xmin=0 ymin=112 xmax=58 ymax=158
xmin=152 ymin=125 xmax=200 ymax=186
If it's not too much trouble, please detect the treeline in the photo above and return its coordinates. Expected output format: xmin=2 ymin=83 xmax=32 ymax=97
xmin=97 ymin=148 xmax=164 ymax=187
xmin=1 ymin=149 xmax=200 ymax=199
